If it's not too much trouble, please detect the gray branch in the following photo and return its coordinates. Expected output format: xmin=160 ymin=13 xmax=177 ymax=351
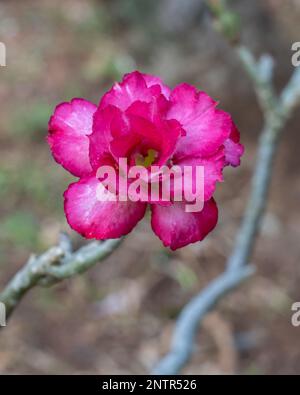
xmin=152 ymin=45 xmax=300 ymax=376
xmin=0 ymin=237 xmax=123 ymax=319
xmin=152 ymin=266 xmax=254 ymax=374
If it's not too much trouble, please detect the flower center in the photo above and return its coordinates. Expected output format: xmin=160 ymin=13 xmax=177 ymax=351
xmin=135 ymin=149 xmax=158 ymax=167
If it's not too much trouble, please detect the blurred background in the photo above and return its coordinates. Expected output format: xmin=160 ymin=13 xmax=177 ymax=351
xmin=0 ymin=0 xmax=300 ymax=374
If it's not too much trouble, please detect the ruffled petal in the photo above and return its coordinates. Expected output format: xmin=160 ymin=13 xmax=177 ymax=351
xmin=124 ymin=113 xmax=182 ymax=166
xmin=151 ymin=198 xmax=218 ymax=250
xmin=224 ymin=124 xmax=244 ymax=167
xmin=175 ymin=149 xmax=225 ymax=201
xmin=90 ymin=100 xmax=182 ymax=171
xmin=89 ymin=105 xmax=124 ymax=170
xmin=99 ymin=71 xmax=162 ymax=112
xmin=167 ymin=83 xmax=232 ymax=160
xmin=142 ymin=73 xmax=171 ymax=99
xmin=126 ymin=96 xmax=170 ymax=122
xmin=64 ymin=176 xmax=147 ymax=239
xmin=48 ymin=98 xmax=96 ymax=177
xmin=167 ymin=83 xmax=216 ymax=123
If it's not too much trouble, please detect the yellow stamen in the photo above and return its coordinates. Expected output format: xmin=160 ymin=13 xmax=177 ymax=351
xmin=135 ymin=149 xmax=157 ymax=167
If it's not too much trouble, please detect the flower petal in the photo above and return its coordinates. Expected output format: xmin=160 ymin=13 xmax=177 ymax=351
xmin=125 ymin=113 xmax=182 ymax=166
xmin=175 ymin=149 xmax=225 ymax=201
xmin=126 ymin=96 xmax=170 ymax=121
xmin=151 ymin=198 xmax=218 ymax=250
xmin=48 ymin=98 xmax=97 ymax=177
xmin=224 ymin=124 xmax=244 ymax=167
xmin=167 ymin=83 xmax=232 ymax=160
xmin=168 ymin=83 xmax=216 ymax=123
xmin=64 ymin=176 xmax=147 ymax=239
xmin=142 ymin=73 xmax=171 ymax=99
xmin=89 ymin=105 xmax=125 ymax=170
xmin=99 ymin=71 xmax=162 ymax=112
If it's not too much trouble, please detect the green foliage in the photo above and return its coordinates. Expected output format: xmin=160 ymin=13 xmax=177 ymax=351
xmin=208 ymin=0 xmax=240 ymax=43
xmin=0 ymin=170 xmax=10 ymax=198
xmin=1 ymin=211 xmax=38 ymax=248
xmin=153 ymin=251 xmax=197 ymax=291
xmin=172 ymin=264 xmax=198 ymax=291
xmin=0 ymin=164 xmax=65 ymax=216
xmin=84 ymin=52 xmax=135 ymax=83
xmin=102 ymin=55 xmax=136 ymax=81
xmin=107 ymin=0 xmax=157 ymax=26
xmin=10 ymin=102 xmax=51 ymax=140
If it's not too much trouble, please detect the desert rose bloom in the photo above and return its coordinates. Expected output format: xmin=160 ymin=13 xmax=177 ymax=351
xmin=48 ymin=71 xmax=243 ymax=250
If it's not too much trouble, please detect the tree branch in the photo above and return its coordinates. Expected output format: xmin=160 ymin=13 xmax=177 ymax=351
xmin=0 ymin=237 xmax=123 ymax=319
xmin=152 ymin=266 xmax=254 ymax=374
xmin=152 ymin=6 xmax=300 ymax=375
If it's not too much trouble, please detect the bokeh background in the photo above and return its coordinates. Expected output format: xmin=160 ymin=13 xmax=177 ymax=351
xmin=0 ymin=0 xmax=300 ymax=374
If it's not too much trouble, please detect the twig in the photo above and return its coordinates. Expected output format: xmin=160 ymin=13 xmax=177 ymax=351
xmin=0 ymin=237 xmax=123 ymax=319
xmin=152 ymin=10 xmax=300 ymax=375
xmin=152 ymin=266 xmax=254 ymax=374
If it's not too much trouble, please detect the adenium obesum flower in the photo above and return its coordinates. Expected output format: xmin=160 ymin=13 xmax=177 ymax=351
xmin=48 ymin=71 xmax=244 ymax=250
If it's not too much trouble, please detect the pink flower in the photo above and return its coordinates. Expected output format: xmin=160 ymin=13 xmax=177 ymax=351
xmin=48 ymin=71 xmax=244 ymax=250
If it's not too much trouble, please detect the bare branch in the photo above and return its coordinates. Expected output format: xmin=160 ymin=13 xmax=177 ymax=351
xmin=280 ymin=66 xmax=300 ymax=115
xmin=152 ymin=266 xmax=254 ymax=374
xmin=152 ymin=5 xmax=300 ymax=374
xmin=58 ymin=232 xmax=73 ymax=257
xmin=236 ymin=47 xmax=278 ymax=116
xmin=0 ymin=238 xmax=123 ymax=319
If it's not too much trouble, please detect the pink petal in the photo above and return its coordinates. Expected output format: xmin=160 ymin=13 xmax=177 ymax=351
xmin=125 ymin=114 xmax=183 ymax=165
xmin=224 ymin=139 xmax=244 ymax=167
xmin=167 ymin=83 xmax=232 ymax=160
xmin=151 ymin=198 xmax=218 ymax=250
xmin=64 ymin=176 xmax=147 ymax=239
xmin=90 ymin=100 xmax=182 ymax=171
xmin=126 ymin=96 xmax=170 ymax=121
xmin=48 ymin=98 xmax=97 ymax=177
xmin=224 ymin=124 xmax=244 ymax=167
xmin=125 ymin=100 xmax=183 ymax=164
xmin=175 ymin=149 xmax=225 ymax=201
xmin=168 ymin=83 xmax=216 ymax=123
xmin=142 ymin=73 xmax=171 ymax=99
xmin=99 ymin=71 xmax=162 ymax=112
xmin=89 ymin=105 xmax=124 ymax=170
